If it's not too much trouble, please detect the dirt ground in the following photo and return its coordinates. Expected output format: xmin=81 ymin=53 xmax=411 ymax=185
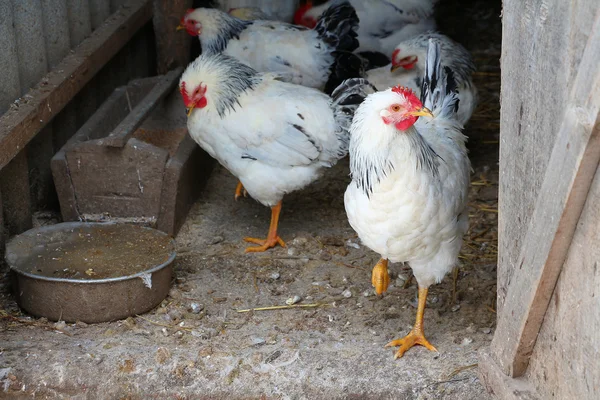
xmin=0 ymin=1 xmax=501 ymax=398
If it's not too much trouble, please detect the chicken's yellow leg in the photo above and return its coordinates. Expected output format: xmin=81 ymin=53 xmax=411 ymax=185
xmin=372 ymin=258 xmax=390 ymax=295
xmin=235 ymin=181 xmax=248 ymax=200
xmin=244 ymin=201 xmax=286 ymax=253
xmin=385 ymin=286 xmax=438 ymax=358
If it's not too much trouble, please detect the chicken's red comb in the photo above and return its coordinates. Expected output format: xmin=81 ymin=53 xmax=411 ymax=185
xmin=293 ymin=1 xmax=313 ymax=26
xmin=392 ymin=85 xmax=414 ymax=96
xmin=179 ymin=81 xmax=191 ymax=106
xmin=392 ymin=85 xmax=422 ymax=109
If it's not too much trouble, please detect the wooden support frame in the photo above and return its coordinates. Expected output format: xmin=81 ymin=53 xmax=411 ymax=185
xmin=478 ymin=350 xmax=540 ymax=400
xmin=488 ymin=18 xmax=600 ymax=378
xmin=0 ymin=0 xmax=153 ymax=172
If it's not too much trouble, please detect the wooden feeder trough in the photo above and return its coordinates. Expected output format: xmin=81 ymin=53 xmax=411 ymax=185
xmin=51 ymin=69 xmax=213 ymax=236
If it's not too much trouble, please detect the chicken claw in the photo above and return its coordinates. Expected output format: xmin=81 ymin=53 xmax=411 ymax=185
xmin=385 ymin=328 xmax=438 ymax=359
xmin=235 ymin=181 xmax=248 ymax=201
xmin=385 ymin=287 xmax=438 ymax=358
xmin=244 ymin=236 xmax=286 ymax=252
xmin=371 ymin=258 xmax=389 ymax=295
xmin=243 ymin=201 xmax=285 ymax=253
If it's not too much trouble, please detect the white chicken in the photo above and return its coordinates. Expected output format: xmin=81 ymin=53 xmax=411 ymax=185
xmin=179 ymin=53 xmax=375 ymax=253
xmin=294 ymin=0 xmax=437 ymax=55
xmin=178 ymin=1 xmax=360 ymax=92
xmin=344 ymin=40 xmax=470 ymax=358
xmin=365 ymin=32 xmax=477 ymax=125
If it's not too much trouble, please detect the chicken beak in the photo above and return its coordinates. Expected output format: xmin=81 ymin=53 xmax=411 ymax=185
xmin=176 ymin=24 xmax=185 ymax=31
xmin=186 ymin=103 xmax=196 ymax=117
xmin=390 ymin=64 xmax=400 ymax=72
xmin=408 ymin=107 xmax=433 ymax=118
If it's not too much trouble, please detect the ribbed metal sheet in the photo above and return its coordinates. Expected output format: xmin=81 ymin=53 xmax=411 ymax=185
xmin=0 ymin=0 xmax=118 ymax=115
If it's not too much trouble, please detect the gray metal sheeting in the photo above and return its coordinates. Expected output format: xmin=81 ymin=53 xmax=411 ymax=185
xmin=0 ymin=0 xmax=119 ymax=115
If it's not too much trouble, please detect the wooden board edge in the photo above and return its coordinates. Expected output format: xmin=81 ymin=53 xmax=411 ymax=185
xmin=478 ymin=349 xmax=540 ymax=400
xmin=492 ymin=16 xmax=600 ymax=376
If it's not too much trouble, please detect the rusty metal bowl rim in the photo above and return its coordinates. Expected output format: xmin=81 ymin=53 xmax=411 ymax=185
xmin=6 ymin=221 xmax=176 ymax=285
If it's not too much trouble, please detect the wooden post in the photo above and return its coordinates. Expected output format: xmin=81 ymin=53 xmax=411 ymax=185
xmin=152 ymin=0 xmax=193 ymax=74
xmin=490 ymin=21 xmax=600 ymax=377
xmin=0 ymin=152 xmax=32 ymax=234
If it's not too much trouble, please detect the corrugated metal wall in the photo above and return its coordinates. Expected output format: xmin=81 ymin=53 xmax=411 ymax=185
xmin=0 ymin=0 xmax=127 ymax=115
xmin=0 ymin=0 xmax=156 ymax=235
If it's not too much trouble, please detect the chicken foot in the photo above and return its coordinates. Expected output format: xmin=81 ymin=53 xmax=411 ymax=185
xmin=235 ymin=181 xmax=248 ymax=201
xmin=371 ymin=258 xmax=390 ymax=295
xmin=244 ymin=201 xmax=286 ymax=253
xmin=385 ymin=286 xmax=438 ymax=358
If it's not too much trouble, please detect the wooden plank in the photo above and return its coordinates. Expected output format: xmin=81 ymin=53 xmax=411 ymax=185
xmin=526 ymin=169 xmax=600 ymax=399
xmin=0 ymin=0 xmax=152 ymax=172
xmin=0 ymin=152 xmax=32 ymax=234
xmin=100 ymin=68 xmax=182 ymax=148
xmin=478 ymin=350 xmax=540 ymax=400
xmin=491 ymin=14 xmax=600 ymax=377
xmin=496 ymin=0 xmax=574 ymax=317
xmin=152 ymin=0 xmax=193 ymax=74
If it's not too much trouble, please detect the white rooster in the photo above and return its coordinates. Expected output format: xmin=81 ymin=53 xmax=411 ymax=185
xmin=344 ymin=40 xmax=470 ymax=358
xmin=178 ymin=1 xmax=360 ymax=92
xmin=366 ymin=32 xmax=477 ymax=125
xmin=180 ymin=53 xmax=375 ymax=253
xmin=294 ymin=0 xmax=437 ymax=55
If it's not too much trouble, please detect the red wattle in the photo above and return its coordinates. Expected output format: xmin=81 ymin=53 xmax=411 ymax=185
xmin=395 ymin=117 xmax=418 ymax=131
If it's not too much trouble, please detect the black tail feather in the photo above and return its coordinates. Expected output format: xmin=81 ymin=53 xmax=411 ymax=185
xmin=421 ymin=39 xmax=459 ymax=119
xmin=331 ymin=78 xmax=378 ymax=133
xmin=324 ymin=52 xmax=365 ymax=95
xmin=314 ymin=0 xmax=359 ymax=53
xmin=356 ymin=51 xmax=391 ymax=70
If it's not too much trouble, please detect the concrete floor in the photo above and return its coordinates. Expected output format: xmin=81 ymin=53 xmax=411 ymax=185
xmin=0 ymin=1 xmax=501 ymax=398
xmin=0 ymin=148 xmax=498 ymax=399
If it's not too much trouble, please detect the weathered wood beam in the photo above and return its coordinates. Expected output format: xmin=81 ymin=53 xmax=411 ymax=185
xmin=0 ymin=0 xmax=152 ymax=172
xmin=478 ymin=350 xmax=540 ymax=400
xmin=0 ymin=152 xmax=32 ymax=234
xmin=490 ymin=17 xmax=600 ymax=377
xmin=152 ymin=0 xmax=193 ymax=74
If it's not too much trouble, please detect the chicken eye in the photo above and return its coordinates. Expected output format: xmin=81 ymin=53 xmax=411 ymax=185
xmin=391 ymin=105 xmax=401 ymax=112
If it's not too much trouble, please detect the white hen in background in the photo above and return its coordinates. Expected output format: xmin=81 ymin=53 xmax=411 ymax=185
xmin=366 ymin=32 xmax=477 ymax=125
xmin=178 ymin=1 xmax=360 ymax=92
xmin=180 ymin=53 xmax=375 ymax=253
xmin=294 ymin=0 xmax=437 ymax=55
xmin=344 ymin=40 xmax=470 ymax=358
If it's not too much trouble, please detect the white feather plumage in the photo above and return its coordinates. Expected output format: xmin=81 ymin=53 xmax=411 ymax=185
xmin=344 ymin=42 xmax=470 ymax=288
xmin=184 ymin=5 xmax=357 ymax=90
xmin=181 ymin=54 xmax=369 ymax=207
